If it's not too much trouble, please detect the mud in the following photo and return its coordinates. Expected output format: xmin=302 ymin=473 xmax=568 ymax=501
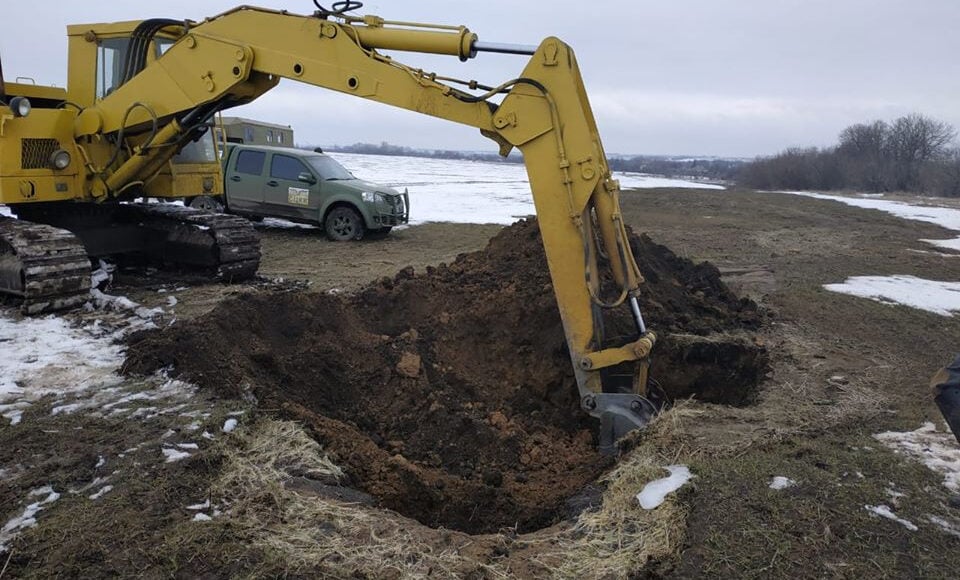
xmin=124 ymin=219 xmax=767 ymax=534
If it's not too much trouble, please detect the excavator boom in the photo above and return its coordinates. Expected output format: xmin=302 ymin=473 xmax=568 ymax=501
xmin=7 ymin=3 xmax=659 ymax=448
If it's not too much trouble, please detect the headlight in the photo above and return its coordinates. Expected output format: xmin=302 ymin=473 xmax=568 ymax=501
xmin=9 ymin=97 xmax=31 ymax=118
xmin=49 ymin=149 xmax=71 ymax=170
xmin=361 ymin=191 xmax=375 ymax=202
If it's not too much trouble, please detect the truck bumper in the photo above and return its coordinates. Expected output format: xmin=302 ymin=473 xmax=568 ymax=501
xmin=371 ymin=190 xmax=409 ymax=227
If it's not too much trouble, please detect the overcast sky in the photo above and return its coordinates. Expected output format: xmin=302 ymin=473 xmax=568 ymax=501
xmin=2 ymin=1 xmax=958 ymax=157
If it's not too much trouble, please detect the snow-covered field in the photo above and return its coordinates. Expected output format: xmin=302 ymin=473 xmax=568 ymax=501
xmin=2 ymin=153 xmax=722 ymax=230
xmin=776 ymin=191 xmax=960 ymax=317
xmin=823 ymin=276 xmax=960 ymax=317
xmin=329 ymin=152 xmax=724 ymax=225
xmin=779 ymin=191 xmax=960 ymax=252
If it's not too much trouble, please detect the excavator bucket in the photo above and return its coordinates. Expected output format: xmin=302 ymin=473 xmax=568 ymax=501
xmin=933 ymin=355 xmax=960 ymax=444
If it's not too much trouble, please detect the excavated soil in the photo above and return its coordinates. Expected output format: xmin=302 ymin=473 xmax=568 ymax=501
xmin=124 ymin=219 xmax=767 ymax=534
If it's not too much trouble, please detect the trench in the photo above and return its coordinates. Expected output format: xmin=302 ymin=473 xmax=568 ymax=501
xmin=124 ymin=219 xmax=768 ymax=534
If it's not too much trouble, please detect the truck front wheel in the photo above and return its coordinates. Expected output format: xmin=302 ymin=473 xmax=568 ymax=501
xmin=188 ymin=195 xmax=224 ymax=213
xmin=324 ymin=206 xmax=365 ymax=241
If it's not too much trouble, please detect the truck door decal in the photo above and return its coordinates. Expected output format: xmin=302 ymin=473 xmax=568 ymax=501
xmin=288 ymin=187 xmax=309 ymax=205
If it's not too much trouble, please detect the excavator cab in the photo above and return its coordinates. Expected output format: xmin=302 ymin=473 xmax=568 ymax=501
xmin=63 ymin=21 xmax=223 ymax=201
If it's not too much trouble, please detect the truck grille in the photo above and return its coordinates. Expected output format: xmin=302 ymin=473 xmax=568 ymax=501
xmin=21 ymin=139 xmax=60 ymax=169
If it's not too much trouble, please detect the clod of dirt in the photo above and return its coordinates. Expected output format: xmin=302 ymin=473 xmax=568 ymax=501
xmin=124 ymin=219 xmax=767 ymax=534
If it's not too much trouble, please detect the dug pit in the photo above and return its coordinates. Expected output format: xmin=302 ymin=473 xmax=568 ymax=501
xmin=123 ymin=219 xmax=768 ymax=534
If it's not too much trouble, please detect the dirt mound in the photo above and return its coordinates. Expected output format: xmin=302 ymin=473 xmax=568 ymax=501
xmin=124 ymin=219 xmax=766 ymax=534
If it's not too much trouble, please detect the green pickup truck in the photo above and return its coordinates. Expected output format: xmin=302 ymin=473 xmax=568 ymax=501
xmin=212 ymin=144 xmax=409 ymax=240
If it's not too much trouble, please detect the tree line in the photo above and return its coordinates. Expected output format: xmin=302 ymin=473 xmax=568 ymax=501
xmin=608 ymin=156 xmax=743 ymax=181
xmin=738 ymin=114 xmax=960 ymax=196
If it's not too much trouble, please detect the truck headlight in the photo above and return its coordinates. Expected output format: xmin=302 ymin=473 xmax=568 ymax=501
xmin=361 ymin=191 xmax=375 ymax=202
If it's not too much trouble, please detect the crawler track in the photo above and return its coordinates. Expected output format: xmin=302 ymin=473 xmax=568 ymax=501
xmin=0 ymin=217 xmax=91 ymax=314
xmin=128 ymin=203 xmax=260 ymax=281
xmin=1 ymin=202 xmax=260 ymax=314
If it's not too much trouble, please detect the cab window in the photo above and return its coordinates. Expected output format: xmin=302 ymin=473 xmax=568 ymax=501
xmin=235 ymin=150 xmax=266 ymax=176
xmin=154 ymin=38 xmax=175 ymax=59
xmin=96 ymin=37 xmax=131 ymax=99
xmin=270 ymin=155 xmax=308 ymax=181
xmin=174 ymin=130 xmax=217 ymax=164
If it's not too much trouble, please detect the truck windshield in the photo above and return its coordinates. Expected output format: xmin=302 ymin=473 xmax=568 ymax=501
xmin=308 ymin=156 xmax=354 ymax=181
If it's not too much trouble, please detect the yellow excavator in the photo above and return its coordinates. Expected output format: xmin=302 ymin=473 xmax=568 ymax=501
xmin=0 ymin=1 xmax=658 ymax=448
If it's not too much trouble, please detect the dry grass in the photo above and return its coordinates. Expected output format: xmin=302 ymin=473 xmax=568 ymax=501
xmin=207 ymin=412 xmax=700 ymax=579
xmin=212 ymin=419 xmax=491 ymax=578
xmin=522 ymin=405 xmax=699 ymax=579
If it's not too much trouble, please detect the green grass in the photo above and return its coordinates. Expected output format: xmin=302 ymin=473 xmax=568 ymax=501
xmin=676 ymin=428 xmax=960 ymax=579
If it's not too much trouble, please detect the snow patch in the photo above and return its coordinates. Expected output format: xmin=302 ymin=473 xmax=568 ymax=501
xmin=186 ymin=500 xmax=210 ymax=511
xmin=222 ymin=418 xmax=238 ymax=433
xmin=874 ymin=422 xmax=960 ymax=491
xmin=161 ymin=447 xmax=192 ymax=463
xmin=88 ymin=485 xmax=113 ymax=500
xmin=824 ymin=275 xmax=960 ymax=317
xmin=1 ymin=404 xmax=26 ymax=426
xmin=258 ymin=217 xmax=317 ymax=230
xmin=50 ymin=378 xmax=195 ymax=420
xmin=885 ymin=487 xmax=906 ymax=504
xmin=778 ymin=191 xmax=960 ymax=252
xmin=89 ymin=259 xmax=116 ymax=289
xmin=769 ymin=476 xmax=797 ymax=490
xmin=89 ymin=288 xmax=164 ymax=321
xmin=636 ymin=465 xmax=694 ymax=509
xmin=864 ymin=504 xmax=918 ymax=531
xmin=928 ymin=515 xmax=960 ymax=538
xmin=0 ymin=486 xmax=60 ymax=552
xmin=922 ymin=237 xmax=960 ymax=252
xmin=0 ymin=314 xmax=125 ymax=425
xmin=192 ymin=512 xmax=213 ymax=522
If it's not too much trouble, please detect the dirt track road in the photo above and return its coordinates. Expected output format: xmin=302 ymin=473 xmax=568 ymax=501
xmin=3 ymin=188 xmax=960 ymax=578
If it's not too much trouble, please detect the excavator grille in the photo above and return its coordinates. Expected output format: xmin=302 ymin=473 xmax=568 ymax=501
xmin=21 ymin=138 xmax=59 ymax=169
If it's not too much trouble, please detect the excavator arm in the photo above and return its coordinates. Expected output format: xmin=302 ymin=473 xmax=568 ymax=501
xmin=81 ymin=3 xmax=658 ymax=450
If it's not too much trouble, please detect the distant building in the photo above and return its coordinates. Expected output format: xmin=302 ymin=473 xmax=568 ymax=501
xmin=218 ymin=117 xmax=294 ymax=146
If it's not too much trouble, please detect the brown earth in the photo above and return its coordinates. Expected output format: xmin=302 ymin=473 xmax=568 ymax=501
xmin=6 ymin=187 xmax=960 ymax=578
xmin=122 ymin=219 xmax=767 ymax=534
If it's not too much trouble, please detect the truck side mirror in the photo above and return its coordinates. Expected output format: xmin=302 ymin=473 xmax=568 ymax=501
xmin=298 ymin=172 xmax=317 ymax=184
